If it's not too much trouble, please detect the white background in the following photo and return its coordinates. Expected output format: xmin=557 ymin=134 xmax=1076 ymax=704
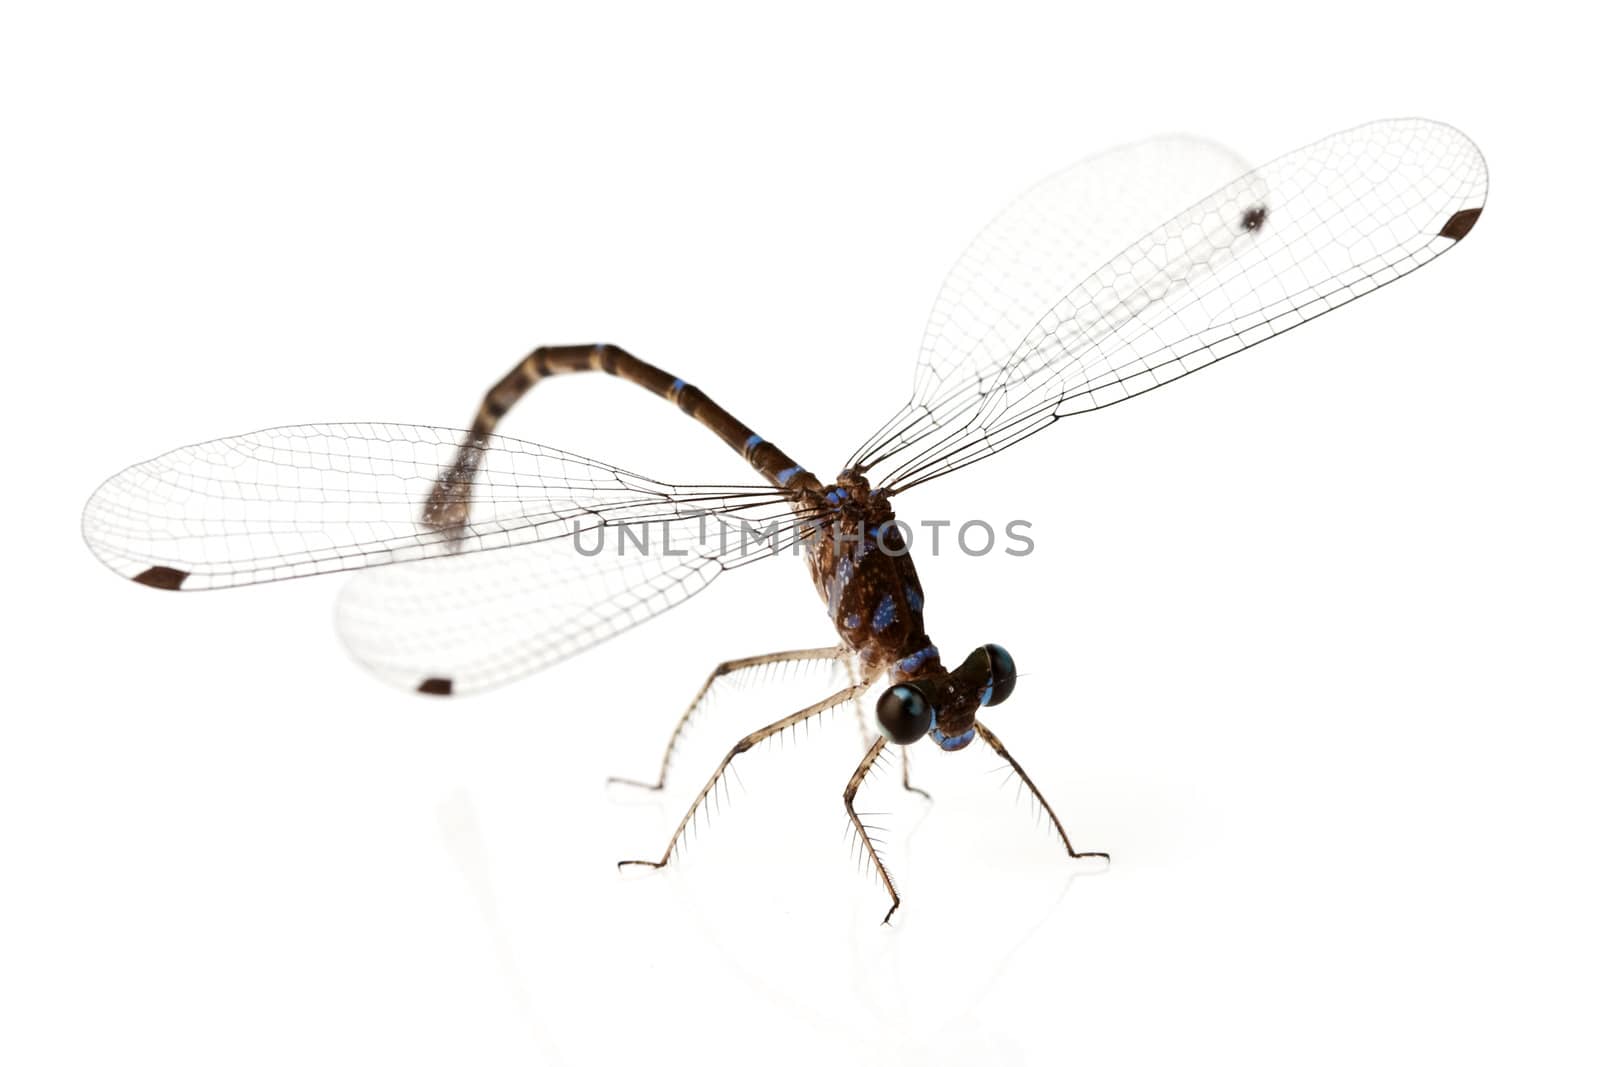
xmin=4 ymin=2 xmax=1596 ymax=1064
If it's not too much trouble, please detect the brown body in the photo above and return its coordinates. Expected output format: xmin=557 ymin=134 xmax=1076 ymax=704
xmin=795 ymin=470 xmax=939 ymax=685
xmin=793 ymin=469 xmax=993 ymax=749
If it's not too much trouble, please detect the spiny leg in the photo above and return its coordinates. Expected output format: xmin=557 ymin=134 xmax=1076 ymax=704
xmin=843 ymin=738 xmax=901 ymax=924
xmin=618 ymin=682 xmax=869 ymax=871
xmin=608 ymin=646 xmax=847 ymax=792
xmin=424 ymin=343 xmax=819 ymax=534
xmin=849 ymin=657 xmax=872 ymax=750
xmin=973 ymin=721 xmax=1108 ymax=862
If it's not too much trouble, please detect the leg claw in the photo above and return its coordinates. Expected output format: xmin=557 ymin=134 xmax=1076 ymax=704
xmin=606 ymin=776 xmax=664 ymax=792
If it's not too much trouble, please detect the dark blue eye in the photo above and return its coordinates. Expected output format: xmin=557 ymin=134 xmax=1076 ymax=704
xmin=876 ymin=684 xmax=933 ymax=744
xmin=980 ymin=644 xmax=1017 ymax=706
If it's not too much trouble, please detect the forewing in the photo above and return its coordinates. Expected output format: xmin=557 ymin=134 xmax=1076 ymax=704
xmin=865 ymin=118 xmax=1488 ymax=491
xmin=850 ymin=135 xmax=1253 ymax=471
xmin=82 ymin=422 xmax=795 ymax=590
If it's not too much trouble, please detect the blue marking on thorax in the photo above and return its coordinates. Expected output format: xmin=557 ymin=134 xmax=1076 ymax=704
xmin=827 ymin=556 xmax=854 ymax=617
xmin=897 ymin=645 xmax=939 ymax=675
xmin=872 ymin=594 xmax=897 ymax=633
xmin=844 ymin=612 xmax=860 ymax=629
xmin=777 ymin=466 xmax=804 ymax=486
xmin=905 ymin=583 xmax=923 ymax=613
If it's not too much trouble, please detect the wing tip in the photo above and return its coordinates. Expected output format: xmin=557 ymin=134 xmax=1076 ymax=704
xmin=417 ymin=677 xmax=455 ymax=697
xmin=1439 ymin=207 xmax=1482 ymax=242
xmin=132 ymin=565 xmax=190 ymax=591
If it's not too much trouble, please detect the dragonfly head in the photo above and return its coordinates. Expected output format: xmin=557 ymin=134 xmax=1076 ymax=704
xmin=875 ymin=643 xmax=1016 ymax=751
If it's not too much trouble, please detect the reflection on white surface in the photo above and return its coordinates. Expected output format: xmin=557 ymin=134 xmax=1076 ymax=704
xmin=438 ymin=791 xmax=564 ymax=1066
xmin=439 ymin=677 xmax=1125 ymax=1065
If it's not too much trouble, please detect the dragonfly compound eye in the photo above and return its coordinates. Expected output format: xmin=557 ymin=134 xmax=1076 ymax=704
xmin=876 ymin=684 xmax=933 ymax=745
xmin=980 ymin=643 xmax=1017 ymax=706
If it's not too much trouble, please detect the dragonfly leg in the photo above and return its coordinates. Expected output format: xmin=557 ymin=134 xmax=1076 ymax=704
xmin=608 ymin=646 xmax=847 ymax=791
xmin=850 ymin=700 xmax=932 ymax=800
xmin=425 ymin=343 xmax=817 ymax=533
xmin=847 ymin=664 xmax=931 ymax=800
xmin=899 ymin=748 xmax=931 ymax=801
xmin=973 ymin=721 xmax=1108 ymax=862
xmin=847 ymin=656 xmax=873 ymax=749
xmin=843 ymin=737 xmax=901 ymax=924
xmin=617 ymin=681 xmax=869 ymax=872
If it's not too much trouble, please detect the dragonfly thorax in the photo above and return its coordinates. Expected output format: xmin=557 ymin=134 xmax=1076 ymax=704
xmin=795 ymin=470 xmax=1019 ymax=752
xmin=800 ymin=471 xmax=927 ymax=674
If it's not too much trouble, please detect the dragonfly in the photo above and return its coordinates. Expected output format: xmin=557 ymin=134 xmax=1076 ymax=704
xmin=83 ymin=118 xmax=1487 ymax=922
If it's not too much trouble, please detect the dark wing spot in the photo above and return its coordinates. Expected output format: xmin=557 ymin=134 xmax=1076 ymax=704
xmin=1439 ymin=208 xmax=1482 ymax=241
xmin=132 ymin=565 xmax=189 ymax=590
xmin=417 ymin=677 xmax=454 ymax=696
xmin=1239 ymin=205 xmax=1268 ymax=233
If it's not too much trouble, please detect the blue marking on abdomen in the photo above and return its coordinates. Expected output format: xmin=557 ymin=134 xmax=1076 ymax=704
xmin=826 ymin=488 xmax=845 ymax=506
xmin=744 ymin=433 xmax=762 ymax=452
xmin=872 ymin=594 xmax=897 ymax=633
xmin=777 ymin=466 xmax=804 ymax=486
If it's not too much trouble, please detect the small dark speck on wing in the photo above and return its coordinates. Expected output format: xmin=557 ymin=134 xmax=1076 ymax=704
xmin=1239 ymin=205 xmax=1268 ymax=233
xmin=132 ymin=566 xmax=189 ymax=591
xmin=1439 ymin=207 xmax=1482 ymax=241
xmin=417 ymin=677 xmax=454 ymax=696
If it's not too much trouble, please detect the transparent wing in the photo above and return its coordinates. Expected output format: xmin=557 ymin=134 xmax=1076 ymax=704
xmin=335 ymin=515 xmax=810 ymax=695
xmin=81 ymin=422 xmax=802 ymax=590
xmin=859 ymin=118 xmax=1488 ymax=492
xmin=850 ymin=134 xmax=1253 ymax=471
